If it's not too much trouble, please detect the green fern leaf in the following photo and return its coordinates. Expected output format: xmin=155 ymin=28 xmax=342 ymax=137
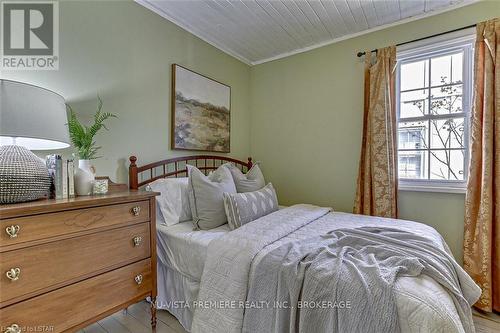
xmin=66 ymin=97 xmax=116 ymax=160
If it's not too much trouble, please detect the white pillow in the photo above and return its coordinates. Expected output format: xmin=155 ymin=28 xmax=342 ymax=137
xmin=224 ymin=162 xmax=265 ymax=193
xmin=187 ymin=165 xmax=236 ymax=230
xmin=148 ymin=177 xmax=192 ymax=226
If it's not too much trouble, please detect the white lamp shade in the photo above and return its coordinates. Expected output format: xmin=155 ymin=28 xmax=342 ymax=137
xmin=0 ymin=80 xmax=70 ymax=150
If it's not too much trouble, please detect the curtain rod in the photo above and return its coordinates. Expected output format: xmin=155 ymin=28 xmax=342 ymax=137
xmin=356 ymin=23 xmax=476 ymax=57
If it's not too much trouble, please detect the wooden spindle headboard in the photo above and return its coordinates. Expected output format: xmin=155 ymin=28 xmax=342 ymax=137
xmin=129 ymin=155 xmax=253 ymax=190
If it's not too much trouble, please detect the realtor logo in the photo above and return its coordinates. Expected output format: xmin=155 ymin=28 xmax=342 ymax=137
xmin=1 ymin=1 xmax=59 ymax=70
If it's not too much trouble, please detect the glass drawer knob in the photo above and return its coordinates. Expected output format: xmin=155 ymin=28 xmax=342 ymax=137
xmin=134 ymin=274 xmax=143 ymax=285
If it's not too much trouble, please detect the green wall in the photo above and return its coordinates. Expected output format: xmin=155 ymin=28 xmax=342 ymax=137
xmin=249 ymin=1 xmax=500 ymax=260
xmin=0 ymin=0 xmax=251 ymax=183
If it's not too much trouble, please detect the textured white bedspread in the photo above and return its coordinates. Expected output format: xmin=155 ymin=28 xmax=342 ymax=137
xmin=191 ymin=206 xmax=480 ymax=333
xmin=155 ymin=206 xmax=288 ymax=280
xmin=156 ymin=222 xmax=229 ymax=281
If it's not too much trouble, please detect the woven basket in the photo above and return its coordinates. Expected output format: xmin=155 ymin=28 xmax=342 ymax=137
xmin=0 ymin=145 xmax=50 ymax=204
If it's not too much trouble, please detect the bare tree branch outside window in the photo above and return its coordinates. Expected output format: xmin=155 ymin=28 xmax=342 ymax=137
xmin=401 ymin=76 xmax=465 ymax=180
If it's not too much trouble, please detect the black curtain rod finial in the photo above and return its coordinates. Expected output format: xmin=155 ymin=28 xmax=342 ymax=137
xmin=357 ymin=50 xmax=376 ymax=57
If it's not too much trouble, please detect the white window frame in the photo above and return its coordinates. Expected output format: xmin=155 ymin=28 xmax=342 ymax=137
xmin=396 ymin=32 xmax=475 ymax=194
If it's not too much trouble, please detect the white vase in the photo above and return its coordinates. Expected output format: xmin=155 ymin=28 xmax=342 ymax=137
xmin=75 ymin=159 xmax=95 ymax=196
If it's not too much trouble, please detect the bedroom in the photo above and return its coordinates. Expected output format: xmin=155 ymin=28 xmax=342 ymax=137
xmin=0 ymin=0 xmax=499 ymax=332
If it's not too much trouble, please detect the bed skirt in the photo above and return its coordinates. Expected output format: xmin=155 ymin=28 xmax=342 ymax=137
xmin=156 ymin=262 xmax=198 ymax=332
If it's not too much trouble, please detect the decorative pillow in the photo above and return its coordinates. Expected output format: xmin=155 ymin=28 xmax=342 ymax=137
xmin=187 ymin=165 xmax=237 ymax=230
xmin=148 ymin=177 xmax=192 ymax=226
xmin=223 ymin=183 xmax=278 ymax=230
xmin=224 ymin=162 xmax=265 ymax=193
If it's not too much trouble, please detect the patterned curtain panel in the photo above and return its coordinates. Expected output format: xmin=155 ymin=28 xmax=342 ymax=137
xmin=353 ymin=46 xmax=398 ymax=218
xmin=464 ymin=18 xmax=500 ymax=313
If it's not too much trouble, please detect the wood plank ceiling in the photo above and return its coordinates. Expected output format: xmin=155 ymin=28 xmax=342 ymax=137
xmin=136 ymin=0 xmax=476 ymax=65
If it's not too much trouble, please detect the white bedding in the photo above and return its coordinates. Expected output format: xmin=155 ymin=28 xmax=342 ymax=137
xmin=157 ymin=209 xmax=477 ymax=333
xmin=155 ymin=205 xmax=289 ymax=280
xmin=156 ymin=221 xmax=229 ymax=330
xmin=156 ymin=221 xmax=229 ymax=281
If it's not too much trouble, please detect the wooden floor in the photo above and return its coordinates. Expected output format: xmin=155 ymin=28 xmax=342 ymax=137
xmin=78 ymin=301 xmax=187 ymax=333
xmin=81 ymin=301 xmax=500 ymax=333
xmin=473 ymin=310 xmax=500 ymax=333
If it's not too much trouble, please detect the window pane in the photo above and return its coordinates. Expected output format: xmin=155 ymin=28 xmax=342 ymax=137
xmin=430 ymin=119 xmax=450 ymax=149
xmin=429 ymin=150 xmax=465 ymax=181
xmin=449 ymin=117 xmax=466 ymax=149
xmin=430 ymin=118 xmax=466 ymax=149
xmin=400 ymin=59 xmax=428 ymax=91
xmin=450 ymin=96 xmax=463 ymax=114
xmin=431 ymin=54 xmax=450 ymax=86
xmin=398 ymin=120 xmax=428 ymax=149
xmin=450 ymin=150 xmax=466 ymax=180
xmin=400 ymin=89 xmax=428 ymax=118
xmin=430 ymin=84 xmax=463 ymax=115
xmin=451 ymin=52 xmax=463 ymax=84
xmin=399 ymin=151 xmax=428 ymax=179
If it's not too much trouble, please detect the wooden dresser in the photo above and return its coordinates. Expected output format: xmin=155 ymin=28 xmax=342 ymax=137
xmin=0 ymin=191 xmax=158 ymax=333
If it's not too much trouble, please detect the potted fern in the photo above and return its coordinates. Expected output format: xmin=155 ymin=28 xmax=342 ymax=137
xmin=67 ymin=97 xmax=116 ymax=195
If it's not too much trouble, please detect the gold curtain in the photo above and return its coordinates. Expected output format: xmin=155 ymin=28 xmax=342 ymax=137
xmin=353 ymin=46 xmax=398 ymax=218
xmin=464 ymin=18 xmax=500 ymax=313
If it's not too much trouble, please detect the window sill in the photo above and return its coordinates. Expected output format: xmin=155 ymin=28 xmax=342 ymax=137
xmin=398 ymin=183 xmax=466 ymax=194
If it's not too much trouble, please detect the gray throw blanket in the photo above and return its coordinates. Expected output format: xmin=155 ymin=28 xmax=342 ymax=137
xmin=243 ymin=227 xmax=479 ymax=333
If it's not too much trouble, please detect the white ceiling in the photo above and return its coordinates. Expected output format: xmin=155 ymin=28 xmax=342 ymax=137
xmin=137 ymin=0 xmax=477 ymax=65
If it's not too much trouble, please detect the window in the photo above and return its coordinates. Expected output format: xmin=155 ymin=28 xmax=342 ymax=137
xmin=396 ymin=34 xmax=474 ymax=193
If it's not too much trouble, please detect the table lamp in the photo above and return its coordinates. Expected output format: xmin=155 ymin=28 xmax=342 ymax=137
xmin=0 ymin=79 xmax=70 ymax=203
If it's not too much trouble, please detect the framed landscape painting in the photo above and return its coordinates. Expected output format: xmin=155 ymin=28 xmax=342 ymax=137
xmin=171 ymin=64 xmax=231 ymax=153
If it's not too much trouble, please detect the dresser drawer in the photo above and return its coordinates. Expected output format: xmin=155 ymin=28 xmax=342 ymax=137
xmin=1 ymin=223 xmax=151 ymax=306
xmin=1 ymin=259 xmax=152 ymax=333
xmin=0 ymin=200 xmax=150 ymax=248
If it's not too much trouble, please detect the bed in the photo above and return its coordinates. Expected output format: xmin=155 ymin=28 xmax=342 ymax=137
xmin=129 ymin=155 xmax=253 ymax=329
xmin=129 ymin=155 xmax=480 ymax=333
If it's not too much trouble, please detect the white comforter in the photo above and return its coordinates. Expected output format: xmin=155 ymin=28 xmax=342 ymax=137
xmin=191 ymin=205 xmax=480 ymax=333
